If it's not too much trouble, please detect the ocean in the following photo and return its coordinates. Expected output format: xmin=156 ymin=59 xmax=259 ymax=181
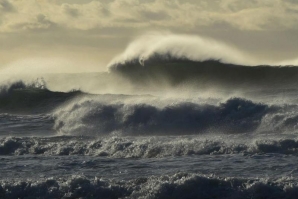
xmin=1 ymin=56 xmax=298 ymax=199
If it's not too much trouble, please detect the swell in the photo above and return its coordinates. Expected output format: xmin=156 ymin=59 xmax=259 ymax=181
xmin=0 ymin=172 xmax=298 ymax=199
xmin=0 ymin=81 xmax=83 ymax=114
xmin=2 ymin=136 xmax=298 ymax=157
xmin=110 ymin=57 xmax=298 ymax=90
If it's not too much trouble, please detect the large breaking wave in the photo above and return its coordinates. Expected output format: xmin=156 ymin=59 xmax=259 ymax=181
xmin=109 ymin=58 xmax=298 ymax=91
xmin=53 ymin=97 xmax=271 ymax=135
xmin=106 ymin=33 xmax=298 ymax=93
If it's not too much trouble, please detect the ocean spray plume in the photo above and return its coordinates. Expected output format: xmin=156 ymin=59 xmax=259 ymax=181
xmin=108 ymin=33 xmax=256 ymax=69
xmin=108 ymin=32 xmax=298 ymax=69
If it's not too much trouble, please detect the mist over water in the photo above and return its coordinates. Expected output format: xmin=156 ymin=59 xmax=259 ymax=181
xmin=1 ymin=33 xmax=298 ymax=198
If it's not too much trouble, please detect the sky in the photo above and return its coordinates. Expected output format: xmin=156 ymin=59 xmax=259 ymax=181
xmin=1 ymin=0 xmax=298 ymax=72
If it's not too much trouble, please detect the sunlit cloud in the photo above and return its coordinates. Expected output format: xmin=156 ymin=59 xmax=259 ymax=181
xmin=0 ymin=0 xmax=298 ymax=33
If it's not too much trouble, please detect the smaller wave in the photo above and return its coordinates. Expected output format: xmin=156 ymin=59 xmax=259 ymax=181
xmin=2 ymin=136 xmax=298 ymax=157
xmin=0 ymin=81 xmax=84 ymax=114
xmin=0 ymin=172 xmax=298 ymax=199
xmin=0 ymin=78 xmax=47 ymax=94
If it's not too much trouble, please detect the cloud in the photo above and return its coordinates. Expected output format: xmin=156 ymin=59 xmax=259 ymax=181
xmin=62 ymin=4 xmax=80 ymax=18
xmin=0 ymin=0 xmax=14 ymax=13
xmin=9 ymin=14 xmax=57 ymax=31
xmin=140 ymin=10 xmax=170 ymax=21
xmin=0 ymin=0 xmax=297 ymax=33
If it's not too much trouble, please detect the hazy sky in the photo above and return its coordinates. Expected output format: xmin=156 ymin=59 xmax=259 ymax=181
xmin=1 ymin=0 xmax=298 ymax=72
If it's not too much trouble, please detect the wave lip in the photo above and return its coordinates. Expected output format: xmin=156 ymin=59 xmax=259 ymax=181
xmin=107 ymin=33 xmax=255 ymax=68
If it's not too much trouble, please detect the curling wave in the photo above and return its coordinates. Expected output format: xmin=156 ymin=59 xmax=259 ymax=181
xmin=54 ymin=97 xmax=271 ymax=135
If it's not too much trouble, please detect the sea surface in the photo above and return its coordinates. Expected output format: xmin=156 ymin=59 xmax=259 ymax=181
xmin=1 ymin=58 xmax=298 ymax=198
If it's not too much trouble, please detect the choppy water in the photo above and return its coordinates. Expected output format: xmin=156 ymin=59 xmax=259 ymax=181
xmin=2 ymin=58 xmax=298 ymax=198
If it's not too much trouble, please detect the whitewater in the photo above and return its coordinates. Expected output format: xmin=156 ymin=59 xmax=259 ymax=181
xmin=1 ymin=34 xmax=298 ymax=199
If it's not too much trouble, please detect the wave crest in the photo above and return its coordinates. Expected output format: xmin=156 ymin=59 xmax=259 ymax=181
xmin=108 ymin=33 xmax=255 ymax=69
